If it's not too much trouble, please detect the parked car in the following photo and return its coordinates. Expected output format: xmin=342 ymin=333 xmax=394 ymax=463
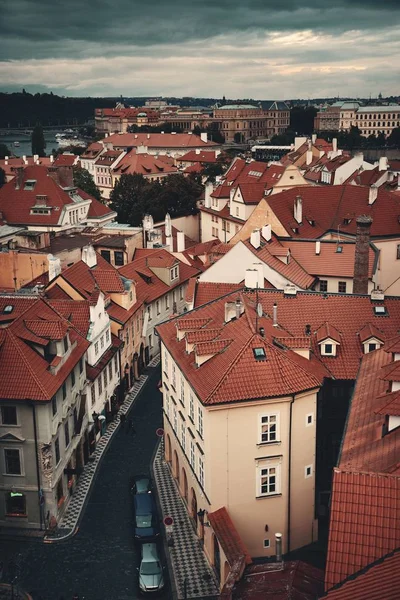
xmin=138 ymin=543 xmax=165 ymax=594
xmin=133 ymin=493 xmax=160 ymax=541
xmin=131 ymin=475 xmax=152 ymax=495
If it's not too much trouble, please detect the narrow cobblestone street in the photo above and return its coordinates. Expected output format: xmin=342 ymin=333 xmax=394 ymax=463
xmin=0 ymin=366 xmax=169 ymax=600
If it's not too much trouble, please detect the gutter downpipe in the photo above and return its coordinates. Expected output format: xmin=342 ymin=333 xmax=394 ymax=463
xmin=31 ymin=401 xmax=43 ymax=530
xmin=287 ymin=395 xmax=294 ymax=554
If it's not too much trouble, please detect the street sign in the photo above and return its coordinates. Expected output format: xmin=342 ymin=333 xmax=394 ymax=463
xmin=163 ymin=516 xmax=174 ymax=527
xmin=156 ymin=428 xmax=164 ymax=437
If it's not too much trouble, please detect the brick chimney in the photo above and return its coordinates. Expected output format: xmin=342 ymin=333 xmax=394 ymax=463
xmin=353 ymin=215 xmax=372 ymax=295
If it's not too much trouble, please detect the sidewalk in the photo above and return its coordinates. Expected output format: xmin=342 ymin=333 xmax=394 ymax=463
xmin=46 ymin=373 xmax=149 ymax=542
xmin=153 ymin=440 xmax=219 ymax=600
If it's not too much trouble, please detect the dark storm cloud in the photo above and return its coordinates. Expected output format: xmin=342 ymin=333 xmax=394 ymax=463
xmin=1 ymin=0 xmax=400 ymax=60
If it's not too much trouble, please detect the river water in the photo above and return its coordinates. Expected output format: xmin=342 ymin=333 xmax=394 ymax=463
xmin=0 ymin=130 xmax=79 ymax=158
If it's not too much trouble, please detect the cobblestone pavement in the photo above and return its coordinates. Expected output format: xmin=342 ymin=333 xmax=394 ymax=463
xmin=0 ymin=365 xmax=170 ymax=600
xmin=153 ymin=443 xmax=219 ymax=600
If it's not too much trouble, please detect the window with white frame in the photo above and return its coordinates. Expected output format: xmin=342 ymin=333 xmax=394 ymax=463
xmin=165 ymin=294 xmax=169 ymax=310
xmin=173 ymin=406 xmax=177 ymax=432
xmin=164 ymin=349 xmax=169 ymax=374
xmin=198 ymin=406 xmax=203 ymax=438
xmin=189 ymin=394 xmax=195 ymax=422
xmin=263 ymin=539 xmax=270 ymax=549
xmin=180 ymin=380 xmax=185 ymax=406
xmin=4 ymin=448 xmax=22 ymax=475
xmin=306 ymin=413 xmax=314 ymax=427
xmin=305 ymin=465 xmax=313 ymax=478
xmin=199 ymin=455 xmax=204 ymax=487
xmin=181 ymin=421 xmax=186 ymax=452
xmin=165 ymin=393 xmax=170 ymax=417
xmin=1 ymin=406 xmax=17 ymax=425
xmin=106 ymin=329 xmax=110 ymax=344
xmin=100 ymin=335 xmax=104 ymax=349
xmin=94 ymin=341 xmax=99 ymax=355
xmin=259 ymin=414 xmax=279 ymax=443
xmin=190 ymin=440 xmax=196 ymax=469
xmin=258 ymin=462 xmax=281 ymax=496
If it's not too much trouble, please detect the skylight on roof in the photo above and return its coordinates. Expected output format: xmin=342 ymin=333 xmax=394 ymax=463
xmin=253 ymin=347 xmax=266 ymax=360
xmin=374 ymin=306 xmax=387 ymax=316
xmin=3 ymin=305 xmax=13 ymax=314
xmin=248 ymin=170 xmax=263 ymax=177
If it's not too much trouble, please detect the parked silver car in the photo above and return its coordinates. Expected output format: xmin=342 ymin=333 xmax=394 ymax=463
xmin=138 ymin=543 xmax=164 ymax=594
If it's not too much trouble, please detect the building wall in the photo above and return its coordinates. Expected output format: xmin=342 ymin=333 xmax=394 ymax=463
xmin=0 ymin=359 xmax=87 ymax=529
xmin=230 ymin=199 xmax=289 ymax=244
xmin=0 ymin=250 xmax=48 ymax=290
xmin=315 ymin=275 xmax=374 ymax=294
xmin=355 ymin=108 xmax=400 ymax=137
xmin=200 ymin=209 xmax=240 ymax=243
xmin=374 ymin=238 xmax=400 ymax=295
xmin=160 ymin=343 xmax=318 ymax=558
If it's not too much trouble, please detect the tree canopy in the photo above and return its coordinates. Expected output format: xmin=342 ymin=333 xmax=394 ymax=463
xmin=110 ymin=173 xmax=201 ymax=226
xmin=73 ymin=167 xmax=102 ymax=201
xmin=31 ymin=125 xmax=46 ymax=156
xmin=0 ymin=167 xmax=6 ymax=187
xmin=0 ymin=144 xmax=11 ymax=159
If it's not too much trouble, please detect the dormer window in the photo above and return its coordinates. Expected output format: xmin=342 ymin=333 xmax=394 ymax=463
xmin=170 ymin=266 xmax=179 ymax=281
xmin=324 ymin=344 xmax=333 ymax=355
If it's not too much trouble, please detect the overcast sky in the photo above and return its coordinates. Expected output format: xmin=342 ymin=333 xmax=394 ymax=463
xmin=1 ymin=0 xmax=399 ymax=99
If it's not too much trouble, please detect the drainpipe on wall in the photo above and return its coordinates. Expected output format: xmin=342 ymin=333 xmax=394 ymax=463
xmin=31 ymin=401 xmax=43 ymax=530
xmin=287 ymin=395 xmax=295 ymax=554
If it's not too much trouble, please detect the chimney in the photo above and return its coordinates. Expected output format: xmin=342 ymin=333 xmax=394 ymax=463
xmin=195 ymin=149 xmax=200 ymax=155
xmin=275 ymin=533 xmax=283 ymax=563
xmin=177 ymin=231 xmax=185 ymax=253
xmin=332 ymin=138 xmax=338 ymax=152
xmin=5 ymin=158 xmax=8 ymax=165
xmin=262 ymin=224 xmax=272 ymax=242
xmin=315 ymin=240 xmax=321 ymax=255
xmin=165 ymin=212 xmax=172 ymax=238
xmin=147 ymin=133 xmax=150 ymax=139
xmin=294 ymin=136 xmax=307 ymax=151
xmin=379 ymin=156 xmax=388 ymax=172
xmin=294 ymin=195 xmax=302 ymax=224
xmin=22 ymin=155 xmax=27 ymax=164
xmin=15 ymin=167 xmax=24 ymax=190
xmin=353 ymin=215 xmax=373 ymax=295
xmin=245 ymin=269 xmax=259 ymax=289
xmin=273 ymin=303 xmax=278 ymax=327
xmin=311 ymin=134 xmax=317 ymax=144
xmin=200 ymin=132 xmax=208 ymax=143
xmin=235 ymin=297 xmax=242 ymax=319
xmin=204 ymin=181 xmax=213 ymax=208
xmin=47 ymin=253 xmax=61 ymax=282
xmin=250 ymin=229 xmax=261 ymax=249
xmin=306 ymin=150 xmax=313 ymax=165
xmin=81 ymin=245 xmax=97 ymax=268
xmin=368 ymin=186 xmax=378 ymax=205
xmin=34 ymin=154 xmax=39 ymax=162
xmin=50 ymin=154 xmax=54 ymax=164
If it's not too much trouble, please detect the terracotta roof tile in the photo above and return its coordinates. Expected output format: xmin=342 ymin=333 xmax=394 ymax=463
xmin=102 ymin=132 xmax=217 ymax=149
xmin=24 ymin=319 xmax=68 ymax=340
xmin=207 ymin=507 xmax=252 ymax=566
xmin=325 ymin=470 xmax=400 ymax=590
xmin=178 ymin=150 xmax=218 ymax=163
xmin=358 ymin=323 xmax=385 ymax=343
xmin=374 ymin=390 xmax=400 ymax=416
xmin=316 ymin=322 xmax=341 ymax=343
xmin=194 ymin=282 xmax=244 ymax=308
xmin=195 ymin=338 xmax=232 ymax=356
xmin=266 ymin=185 xmax=400 ymax=238
xmin=323 ymin=548 xmax=400 ymax=600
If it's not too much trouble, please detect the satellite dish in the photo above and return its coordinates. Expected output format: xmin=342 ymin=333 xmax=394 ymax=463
xmin=257 ymin=303 xmax=263 ymax=318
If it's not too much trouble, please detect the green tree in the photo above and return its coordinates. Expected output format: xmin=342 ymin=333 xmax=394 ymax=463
xmin=110 ymin=173 xmax=201 ymax=226
xmin=31 ymin=124 xmax=46 ymax=156
xmin=290 ymin=106 xmax=317 ymax=135
xmin=388 ymin=127 xmax=400 ymax=147
xmin=73 ymin=167 xmax=102 ymax=201
xmin=0 ymin=143 xmax=11 ymax=159
xmin=270 ymin=130 xmax=296 ymax=145
xmin=0 ymin=167 xmax=6 ymax=187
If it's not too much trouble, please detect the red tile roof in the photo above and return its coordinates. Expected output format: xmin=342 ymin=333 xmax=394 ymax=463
xmin=233 ymin=561 xmax=324 ymax=600
xmin=53 ymin=154 xmax=78 ymax=167
xmin=242 ymin=239 xmax=316 ymax=289
xmin=178 ymin=150 xmax=219 ymax=163
xmin=47 ymin=299 xmax=91 ymax=337
xmin=279 ymin=240 xmax=376 ymax=279
xmin=119 ymin=248 xmax=201 ymax=305
xmin=112 ymin=150 xmax=177 ymax=176
xmin=374 ymin=390 xmax=400 ymax=416
xmin=194 ymin=282 xmax=244 ymax=308
xmin=0 ymin=297 xmax=89 ymax=401
xmin=237 ymin=183 xmax=265 ymax=204
xmin=102 ymin=132 xmax=217 ymax=149
xmin=266 ymin=185 xmax=400 ymax=238
xmin=86 ymin=334 xmax=122 ymax=381
xmin=358 ymin=322 xmax=385 ymax=343
xmin=322 ymin=548 xmax=400 ymax=600
xmin=325 ymin=470 xmax=400 ymax=590
xmin=157 ymin=292 xmax=324 ymax=406
xmin=316 ymin=322 xmax=341 ymax=343
xmin=207 ymin=507 xmax=252 ymax=566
